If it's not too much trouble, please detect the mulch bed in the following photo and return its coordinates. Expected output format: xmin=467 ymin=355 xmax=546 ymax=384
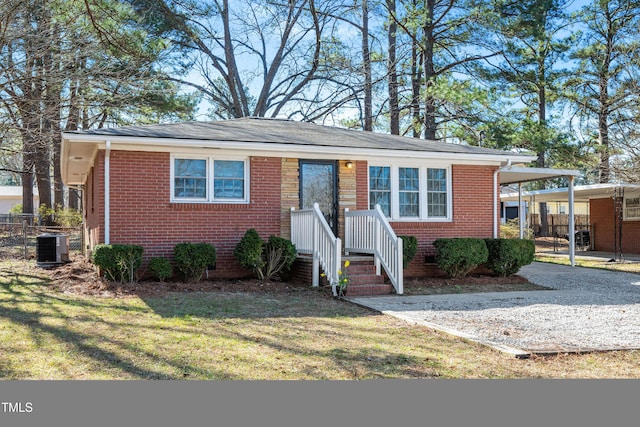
xmin=43 ymin=254 xmax=548 ymax=298
xmin=47 ymin=255 xmax=315 ymax=298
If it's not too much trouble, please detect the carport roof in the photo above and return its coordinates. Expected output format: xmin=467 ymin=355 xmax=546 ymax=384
xmin=501 ymin=183 xmax=640 ymax=202
xmin=498 ymin=166 xmax=581 ymax=186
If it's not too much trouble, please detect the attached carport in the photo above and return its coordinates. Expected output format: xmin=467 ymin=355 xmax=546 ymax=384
xmin=501 ymin=182 xmax=640 ymax=262
xmin=496 ymin=165 xmax=582 ymax=266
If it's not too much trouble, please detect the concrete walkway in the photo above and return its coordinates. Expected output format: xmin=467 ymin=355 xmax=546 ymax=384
xmin=347 ymin=262 xmax=640 ymax=358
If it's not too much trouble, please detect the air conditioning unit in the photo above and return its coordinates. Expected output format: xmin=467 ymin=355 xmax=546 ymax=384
xmin=37 ymin=233 xmax=70 ymax=268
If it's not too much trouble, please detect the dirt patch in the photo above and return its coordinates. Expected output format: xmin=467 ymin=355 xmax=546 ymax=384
xmin=42 ymin=254 xmax=547 ymax=298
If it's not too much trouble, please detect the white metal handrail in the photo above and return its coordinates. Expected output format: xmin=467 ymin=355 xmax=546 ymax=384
xmin=345 ymin=205 xmax=403 ymax=294
xmin=291 ymin=203 xmax=341 ymax=295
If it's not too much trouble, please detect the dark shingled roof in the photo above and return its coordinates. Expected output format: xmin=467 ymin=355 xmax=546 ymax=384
xmin=68 ymin=117 xmax=524 ymax=157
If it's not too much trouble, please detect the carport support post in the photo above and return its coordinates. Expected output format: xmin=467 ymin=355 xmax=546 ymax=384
xmin=518 ymin=183 xmax=524 ymax=238
xmin=568 ymin=175 xmax=575 ymax=267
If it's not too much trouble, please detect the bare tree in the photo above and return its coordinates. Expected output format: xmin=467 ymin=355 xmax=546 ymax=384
xmin=0 ymin=0 xmax=195 ymax=215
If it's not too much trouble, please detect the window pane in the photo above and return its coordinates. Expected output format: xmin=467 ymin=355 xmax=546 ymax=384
xmin=174 ymin=159 xmax=206 ymax=198
xmin=428 ymin=193 xmax=447 ymax=217
xmin=370 ymin=166 xmax=390 ymax=190
xmin=399 ymin=192 xmax=419 ymax=217
xmin=214 ymin=160 xmax=244 ymax=178
xmin=213 ymin=160 xmax=245 ymax=199
xmin=399 ymin=168 xmax=419 ymax=191
xmin=370 ymin=192 xmax=391 ymax=216
xmin=369 ymin=166 xmax=391 ymax=215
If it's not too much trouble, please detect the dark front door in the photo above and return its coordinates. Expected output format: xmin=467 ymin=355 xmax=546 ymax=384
xmin=300 ymin=160 xmax=338 ymax=235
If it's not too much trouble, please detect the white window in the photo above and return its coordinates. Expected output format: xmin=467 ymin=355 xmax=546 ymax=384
xmin=369 ymin=164 xmax=451 ymax=221
xmin=369 ymin=166 xmax=391 ymax=216
xmin=427 ymin=168 xmax=447 ymax=218
xmin=399 ymin=167 xmax=420 ymax=217
xmin=625 ymin=197 xmax=640 ymax=220
xmin=171 ymin=155 xmax=249 ymax=203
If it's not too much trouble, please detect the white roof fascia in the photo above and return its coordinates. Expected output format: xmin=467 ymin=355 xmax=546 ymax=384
xmin=64 ymin=133 xmax=537 ymax=165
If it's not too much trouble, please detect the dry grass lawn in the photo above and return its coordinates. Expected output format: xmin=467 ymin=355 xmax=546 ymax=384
xmin=1 ymin=256 xmax=640 ymax=379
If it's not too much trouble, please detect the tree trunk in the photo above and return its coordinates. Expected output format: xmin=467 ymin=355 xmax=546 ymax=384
xmin=387 ymin=0 xmax=399 ymax=135
xmin=598 ymin=72 xmax=611 ymax=183
xmin=21 ymin=171 xmax=34 ymax=216
xmin=411 ymin=35 xmax=421 ymax=138
xmin=362 ymin=0 xmax=372 ymax=131
xmin=422 ymin=0 xmax=437 ymax=140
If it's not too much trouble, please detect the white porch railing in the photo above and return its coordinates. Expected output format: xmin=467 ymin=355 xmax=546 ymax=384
xmin=344 ymin=205 xmax=403 ymax=294
xmin=290 ymin=203 xmax=342 ymax=296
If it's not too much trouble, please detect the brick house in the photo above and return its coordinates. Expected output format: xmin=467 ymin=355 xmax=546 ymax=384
xmin=61 ymin=117 xmax=538 ymax=294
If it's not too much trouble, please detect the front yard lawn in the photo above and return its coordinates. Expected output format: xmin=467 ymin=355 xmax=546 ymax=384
xmin=1 ymin=258 xmax=640 ymax=379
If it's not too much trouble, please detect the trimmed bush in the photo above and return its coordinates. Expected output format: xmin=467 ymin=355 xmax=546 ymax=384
xmin=173 ymin=242 xmax=217 ymax=282
xmin=234 ymin=229 xmax=265 ymax=274
xmin=433 ymin=238 xmax=488 ymax=279
xmin=485 ymin=238 xmax=535 ymax=277
xmin=92 ymin=244 xmax=144 ymax=283
xmin=399 ymin=235 xmax=418 ymax=268
xmin=149 ymin=257 xmax=173 ymax=282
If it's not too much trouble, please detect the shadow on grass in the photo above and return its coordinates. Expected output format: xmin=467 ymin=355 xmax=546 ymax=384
xmin=0 ymin=268 xmax=234 ymax=379
xmin=0 ymin=264 xmax=449 ymax=379
xmin=139 ymin=289 xmax=375 ymax=320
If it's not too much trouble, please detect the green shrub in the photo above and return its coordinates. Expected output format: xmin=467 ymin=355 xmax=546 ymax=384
xmin=234 ymin=230 xmax=297 ymax=281
xmin=233 ymin=229 xmax=265 ymax=274
xmin=485 ymin=238 xmax=535 ymax=277
xmin=173 ymin=242 xmax=217 ymax=282
xmin=149 ymin=257 xmax=173 ymax=282
xmin=92 ymin=244 xmax=144 ymax=283
xmin=399 ymin=235 xmax=418 ymax=268
xmin=433 ymin=238 xmax=488 ymax=279
xmin=262 ymin=235 xmax=297 ymax=281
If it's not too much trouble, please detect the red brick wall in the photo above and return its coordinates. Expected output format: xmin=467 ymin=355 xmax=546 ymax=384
xmin=590 ymin=197 xmax=640 ymax=254
xmin=92 ymin=151 xmax=282 ymax=278
xmin=387 ymin=164 xmax=497 ymax=277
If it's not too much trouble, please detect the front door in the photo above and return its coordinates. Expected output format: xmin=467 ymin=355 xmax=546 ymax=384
xmin=300 ymin=160 xmax=338 ymax=235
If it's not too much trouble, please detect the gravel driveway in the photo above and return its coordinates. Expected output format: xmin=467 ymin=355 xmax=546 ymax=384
xmin=348 ymin=262 xmax=640 ymax=357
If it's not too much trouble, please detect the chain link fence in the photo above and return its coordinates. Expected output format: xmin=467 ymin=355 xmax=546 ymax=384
xmin=0 ymin=218 xmax=83 ymax=259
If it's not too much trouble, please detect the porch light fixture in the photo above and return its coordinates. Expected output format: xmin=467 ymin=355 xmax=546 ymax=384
xmin=345 ymin=161 xmax=353 ymax=169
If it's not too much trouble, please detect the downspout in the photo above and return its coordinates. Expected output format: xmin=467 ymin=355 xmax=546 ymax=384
xmin=494 ymin=160 xmax=512 ymax=238
xmin=105 ymin=140 xmax=111 ymax=245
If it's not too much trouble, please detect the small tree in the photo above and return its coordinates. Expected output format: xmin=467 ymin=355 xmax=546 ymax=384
xmin=233 ymin=229 xmax=265 ymax=275
xmin=149 ymin=257 xmax=173 ymax=282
